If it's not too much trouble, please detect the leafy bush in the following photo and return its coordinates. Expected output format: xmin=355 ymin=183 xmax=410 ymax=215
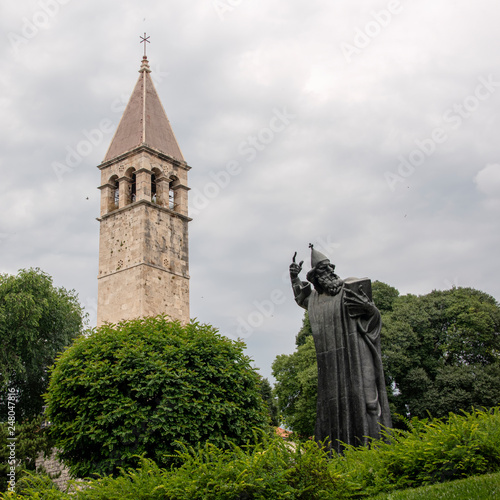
xmin=340 ymin=407 xmax=500 ymax=496
xmin=6 ymin=407 xmax=500 ymax=498
xmin=7 ymin=433 xmax=347 ymax=499
xmin=44 ymin=316 xmax=269 ymax=478
xmin=160 ymin=436 xmax=344 ymax=499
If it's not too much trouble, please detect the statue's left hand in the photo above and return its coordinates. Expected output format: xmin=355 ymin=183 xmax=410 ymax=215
xmin=344 ymin=287 xmax=376 ymax=317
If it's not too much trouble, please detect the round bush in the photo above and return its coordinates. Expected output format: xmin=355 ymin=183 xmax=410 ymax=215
xmin=45 ymin=316 xmax=269 ymax=477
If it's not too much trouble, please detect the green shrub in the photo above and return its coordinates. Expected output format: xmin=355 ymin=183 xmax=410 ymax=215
xmin=6 ymin=405 xmax=500 ymax=498
xmin=44 ymin=316 xmax=270 ymax=478
xmin=161 ymin=435 xmax=345 ymax=499
xmin=5 ymin=433 xmax=348 ymax=499
xmin=340 ymin=407 xmax=500 ymax=496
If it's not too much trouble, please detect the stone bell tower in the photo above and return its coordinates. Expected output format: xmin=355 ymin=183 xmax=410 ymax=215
xmin=97 ymin=54 xmax=191 ymax=326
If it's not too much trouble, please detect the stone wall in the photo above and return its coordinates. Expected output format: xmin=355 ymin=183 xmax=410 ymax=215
xmin=96 ymin=147 xmax=191 ymax=326
xmin=35 ymin=449 xmax=72 ymax=491
xmin=97 ymin=201 xmax=190 ymax=325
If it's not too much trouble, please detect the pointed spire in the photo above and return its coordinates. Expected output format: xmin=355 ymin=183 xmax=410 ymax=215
xmin=103 ymin=56 xmax=185 ymax=163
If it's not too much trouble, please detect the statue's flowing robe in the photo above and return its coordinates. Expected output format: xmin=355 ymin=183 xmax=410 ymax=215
xmin=293 ymin=279 xmax=392 ymax=453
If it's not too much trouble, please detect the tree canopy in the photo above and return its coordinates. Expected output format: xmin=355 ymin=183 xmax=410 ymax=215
xmin=272 ymin=282 xmax=500 ymax=434
xmin=45 ymin=316 xmax=270 ymax=478
xmin=382 ymin=286 xmax=500 ymax=418
xmin=0 ymin=268 xmax=85 ymax=421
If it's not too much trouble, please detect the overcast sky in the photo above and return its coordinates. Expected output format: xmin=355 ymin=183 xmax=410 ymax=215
xmin=2 ymin=0 xmax=499 ymax=381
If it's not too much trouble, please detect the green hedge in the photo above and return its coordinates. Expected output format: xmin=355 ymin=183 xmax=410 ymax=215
xmin=5 ymin=406 xmax=500 ymax=498
xmin=2 ymin=433 xmax=346 ymax=499
xmin=340 ymin=407 xmax=500 ymax=496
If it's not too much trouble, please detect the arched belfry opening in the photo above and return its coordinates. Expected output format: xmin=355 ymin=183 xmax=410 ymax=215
xmin=97 ymin=51 xmax=192 ymax=327
xmin=131 ymin=173 xmax=136 ymax=202
xmin=151 ymin=173 xmax=157 ymax=203
xmin=168 ymin=175 xmax=179 ymax=211
xmin=109 ymin=175 xmax=119 ymax=212
xmin=150 ymin=167 xmax=163 ymax=205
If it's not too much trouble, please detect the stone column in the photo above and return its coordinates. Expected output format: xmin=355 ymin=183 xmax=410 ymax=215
xmin=155 ymin=174 xmax=169 ymax=208
xmin=118 ymin=177 xmax=133 ymax=208
xmin=135 ymin=168 xmax=152 ymax=202
xmin=172 ymin=184 xmax=190 ymax=216
xmin=98 ymin=183 xmax=116 ymax=216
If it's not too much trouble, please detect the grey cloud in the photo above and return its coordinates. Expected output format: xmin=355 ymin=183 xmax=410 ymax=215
xmin=1 ymin=0 xmax=499 ymax=381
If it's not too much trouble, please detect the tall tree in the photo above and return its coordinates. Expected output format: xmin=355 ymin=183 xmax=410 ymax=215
xmin=372 ymin=281 xmax=399 ymax=313
xmin=382 ymin=287 xmax=500 ymax=418
xmin=0 ymin=268 xmax=85 ymax=420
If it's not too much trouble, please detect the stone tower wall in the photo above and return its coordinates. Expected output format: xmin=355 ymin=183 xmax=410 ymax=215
xmin=97 ymin=148 xmax=190 ymax=326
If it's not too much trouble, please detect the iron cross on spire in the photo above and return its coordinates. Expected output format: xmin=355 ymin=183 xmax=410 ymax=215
xmin=140 ymin=32 xmax=150 ymax=57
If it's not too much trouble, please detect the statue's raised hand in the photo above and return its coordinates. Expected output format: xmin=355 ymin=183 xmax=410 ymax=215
xmin=344 ymin=287 xmax=376 ymax=318
xmin=290 ymin=252 xmax=304 ymax=279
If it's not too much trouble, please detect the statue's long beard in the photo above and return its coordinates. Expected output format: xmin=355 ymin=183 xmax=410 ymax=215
xmin=317 ymin=275 xmax=344 ymax=296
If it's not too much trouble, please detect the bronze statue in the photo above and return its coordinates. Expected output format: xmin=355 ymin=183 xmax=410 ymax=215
xmin=290 ymin=244 xmax=392 ymax=453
